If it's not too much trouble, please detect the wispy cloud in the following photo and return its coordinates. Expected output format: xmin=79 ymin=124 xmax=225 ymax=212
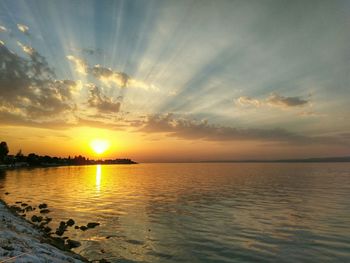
xmin=17 ymin=41 xmax=35 ymax=55
xmin=236 ymin=96 xmax=262 ymax=107
xmin=66 ymin=55 xmax=88 ymax=75
xmin=236 ymin=93 xmax=310 ymax=109
xmin=17 ymin=23 xmax=29 ymax=35
xmin=298 ymin=111 xmax=325 ymax=117
xmin=0 ymin=25 xmax=7 ymax=32
xmin=67 ymin=55 xmax=158 ymax=91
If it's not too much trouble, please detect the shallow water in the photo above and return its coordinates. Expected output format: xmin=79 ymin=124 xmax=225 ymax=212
xmin=0 ymin=163 xmax=350 ymax=262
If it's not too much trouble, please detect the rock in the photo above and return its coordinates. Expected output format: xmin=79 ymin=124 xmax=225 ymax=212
xmin=38 ymin=203 xmax=48 ymax=209
xmin=66 ymin=219 xmax=75 ymax=226
xmin=31 ymin=215 xmax=43 ymax=223
xmin=9 ymin=205 xmax=22 ymax=213
xmin=99 ymin=259 xmax=111 ymax=263
xmin=15 ymin=201 xmax=22 ymax=204
xmin=44 ymin=217 xmax=52 ymax=223
xmin=25 ymin=206 xmax=33 ymax=212
xmin=87 ymin=222 xmax=100 ymax=228
xmin=39 ymin=222 xmax=46 ymax=228
xmin=55 ymin=229 xmax=65 ymax=236
xmin=74 ymin=226 xmax=79 ymax=229
xmin=43 ymin=226 xmax=52 ymax=233
xmin=5 ymin=192 xmax=9 ymax=195
xmin=80 ymin=226 xmax=88 ymax=231
xmin=66 ymin=239 xmax=81 ymax=249
xmin=50 ymin=237 xmax=65 ymax=249
xmin=40 ymin=209 xmax=50 ymax=214
xmin=2 ymin=245 xmax=14 ymax=251
xmin=21 ymin=203 xmax=28 ymax=207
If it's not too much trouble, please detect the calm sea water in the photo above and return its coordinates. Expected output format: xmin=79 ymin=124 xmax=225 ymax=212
xmin=0 ymin=163 xmax=350 ymax=262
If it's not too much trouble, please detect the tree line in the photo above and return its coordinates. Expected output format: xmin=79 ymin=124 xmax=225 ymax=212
xmin=0 ymin=141 xmax=136 ymax=166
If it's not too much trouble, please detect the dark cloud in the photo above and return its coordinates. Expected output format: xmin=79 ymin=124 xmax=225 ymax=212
xmin=267 ymin=93 xmax=309 ymax=107
xmin=0 ymin=43 xmax=77 ymax=120
xmin=90 ymin=65 xmax=129 ymax=88
xmin=139 ymin=113 xmax=346 ymax=145
xmin=87 ymin=84 xmax=121 ymax=113
xmin=0 ymin=43 xmax=127 ymax=129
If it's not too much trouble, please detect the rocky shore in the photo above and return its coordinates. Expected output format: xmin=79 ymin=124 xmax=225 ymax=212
xmin=0 ymin=199 xmax=88 ymax=262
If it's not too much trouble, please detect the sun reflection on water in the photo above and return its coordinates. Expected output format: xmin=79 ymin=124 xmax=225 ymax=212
xmin=96 ymin=164 xmax=101 ymax=192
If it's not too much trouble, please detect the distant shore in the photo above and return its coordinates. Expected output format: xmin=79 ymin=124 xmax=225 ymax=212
xmin=201 ymin=156 xmax=350 ymax=163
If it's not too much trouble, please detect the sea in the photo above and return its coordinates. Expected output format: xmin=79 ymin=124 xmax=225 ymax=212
xmin=0 ymin=163 xmax=349 ymax=262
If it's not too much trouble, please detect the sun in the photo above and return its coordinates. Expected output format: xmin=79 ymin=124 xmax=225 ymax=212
xmin=90 ymin=139 xmax=110 ymax=155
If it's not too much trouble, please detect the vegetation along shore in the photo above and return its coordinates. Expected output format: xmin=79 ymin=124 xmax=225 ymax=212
xmin=0 ymin=141 xmax=137 ymax=169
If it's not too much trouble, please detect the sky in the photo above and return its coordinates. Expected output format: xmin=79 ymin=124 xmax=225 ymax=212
xmin=0 ymin=0 xmax=349 ymax=162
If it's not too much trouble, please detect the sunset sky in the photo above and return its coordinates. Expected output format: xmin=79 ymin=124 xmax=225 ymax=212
xmin=0 ymin=0 xmax=349 ymax=162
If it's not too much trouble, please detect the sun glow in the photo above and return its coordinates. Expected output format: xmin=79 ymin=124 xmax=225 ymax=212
xmin=90 ymin=139 xmax=110 ymax=154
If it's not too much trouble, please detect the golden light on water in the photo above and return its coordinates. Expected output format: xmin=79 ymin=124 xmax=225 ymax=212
xmin=90 ymin=139 xmax=110 ymax=155
xmin=96 ymin=164 xmax=101 ymax=192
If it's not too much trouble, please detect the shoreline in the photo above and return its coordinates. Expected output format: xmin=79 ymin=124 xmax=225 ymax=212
xmin=0 ymin=199 xmax=89 ymax=262
xmin=0 ymin=162 xmax=138 ymax=170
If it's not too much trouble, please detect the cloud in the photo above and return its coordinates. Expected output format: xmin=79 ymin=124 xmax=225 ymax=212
xmin=17 ymin=41 xmax=35 ymax=55
xmin=87 ymin=84 xmax=121 ymax=113
xmin=66 ymin=55 xmax=88 ymax=75
xmin=91 ymin=65 xmax=129 ymax=88
xmin=267 ymin=93 xmax=309 ymax=107
xmin=17 ymin=23 xmax=29 ymax=34
xmin=236 ymin=93 xmax=309 ymax=109
xmin=0 ymin=43 xmax=77 ymax=120
xmin=75 ymin=117 xmax=128 ymax=130
xmin=236 ymin=96 xmax=261 ymax=107
xmin=68 ymin=47 xmax=103 ymax=56
xmin=16 ymin=42 xmax=55 ymax=78
xmin=298 ymin=111 xmax=325 ymax=117
xmin=92 ymin=64 xmax=158 ymax=91
xmin=0 ymin=111 xmax=74 ymax=129
xmin=0 ymin=25 xmax=7 ymax=32
xmin=67 ymin=55 xmax=157 ymax=91
xmin=139 ymin=113 xmax=345 ymax=145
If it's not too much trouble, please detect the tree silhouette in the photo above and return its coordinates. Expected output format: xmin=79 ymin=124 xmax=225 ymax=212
xmin=0 ymin=141 xmax=9 ymax=162
xmin=15 ymin=149 xmax=26 ymax=162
